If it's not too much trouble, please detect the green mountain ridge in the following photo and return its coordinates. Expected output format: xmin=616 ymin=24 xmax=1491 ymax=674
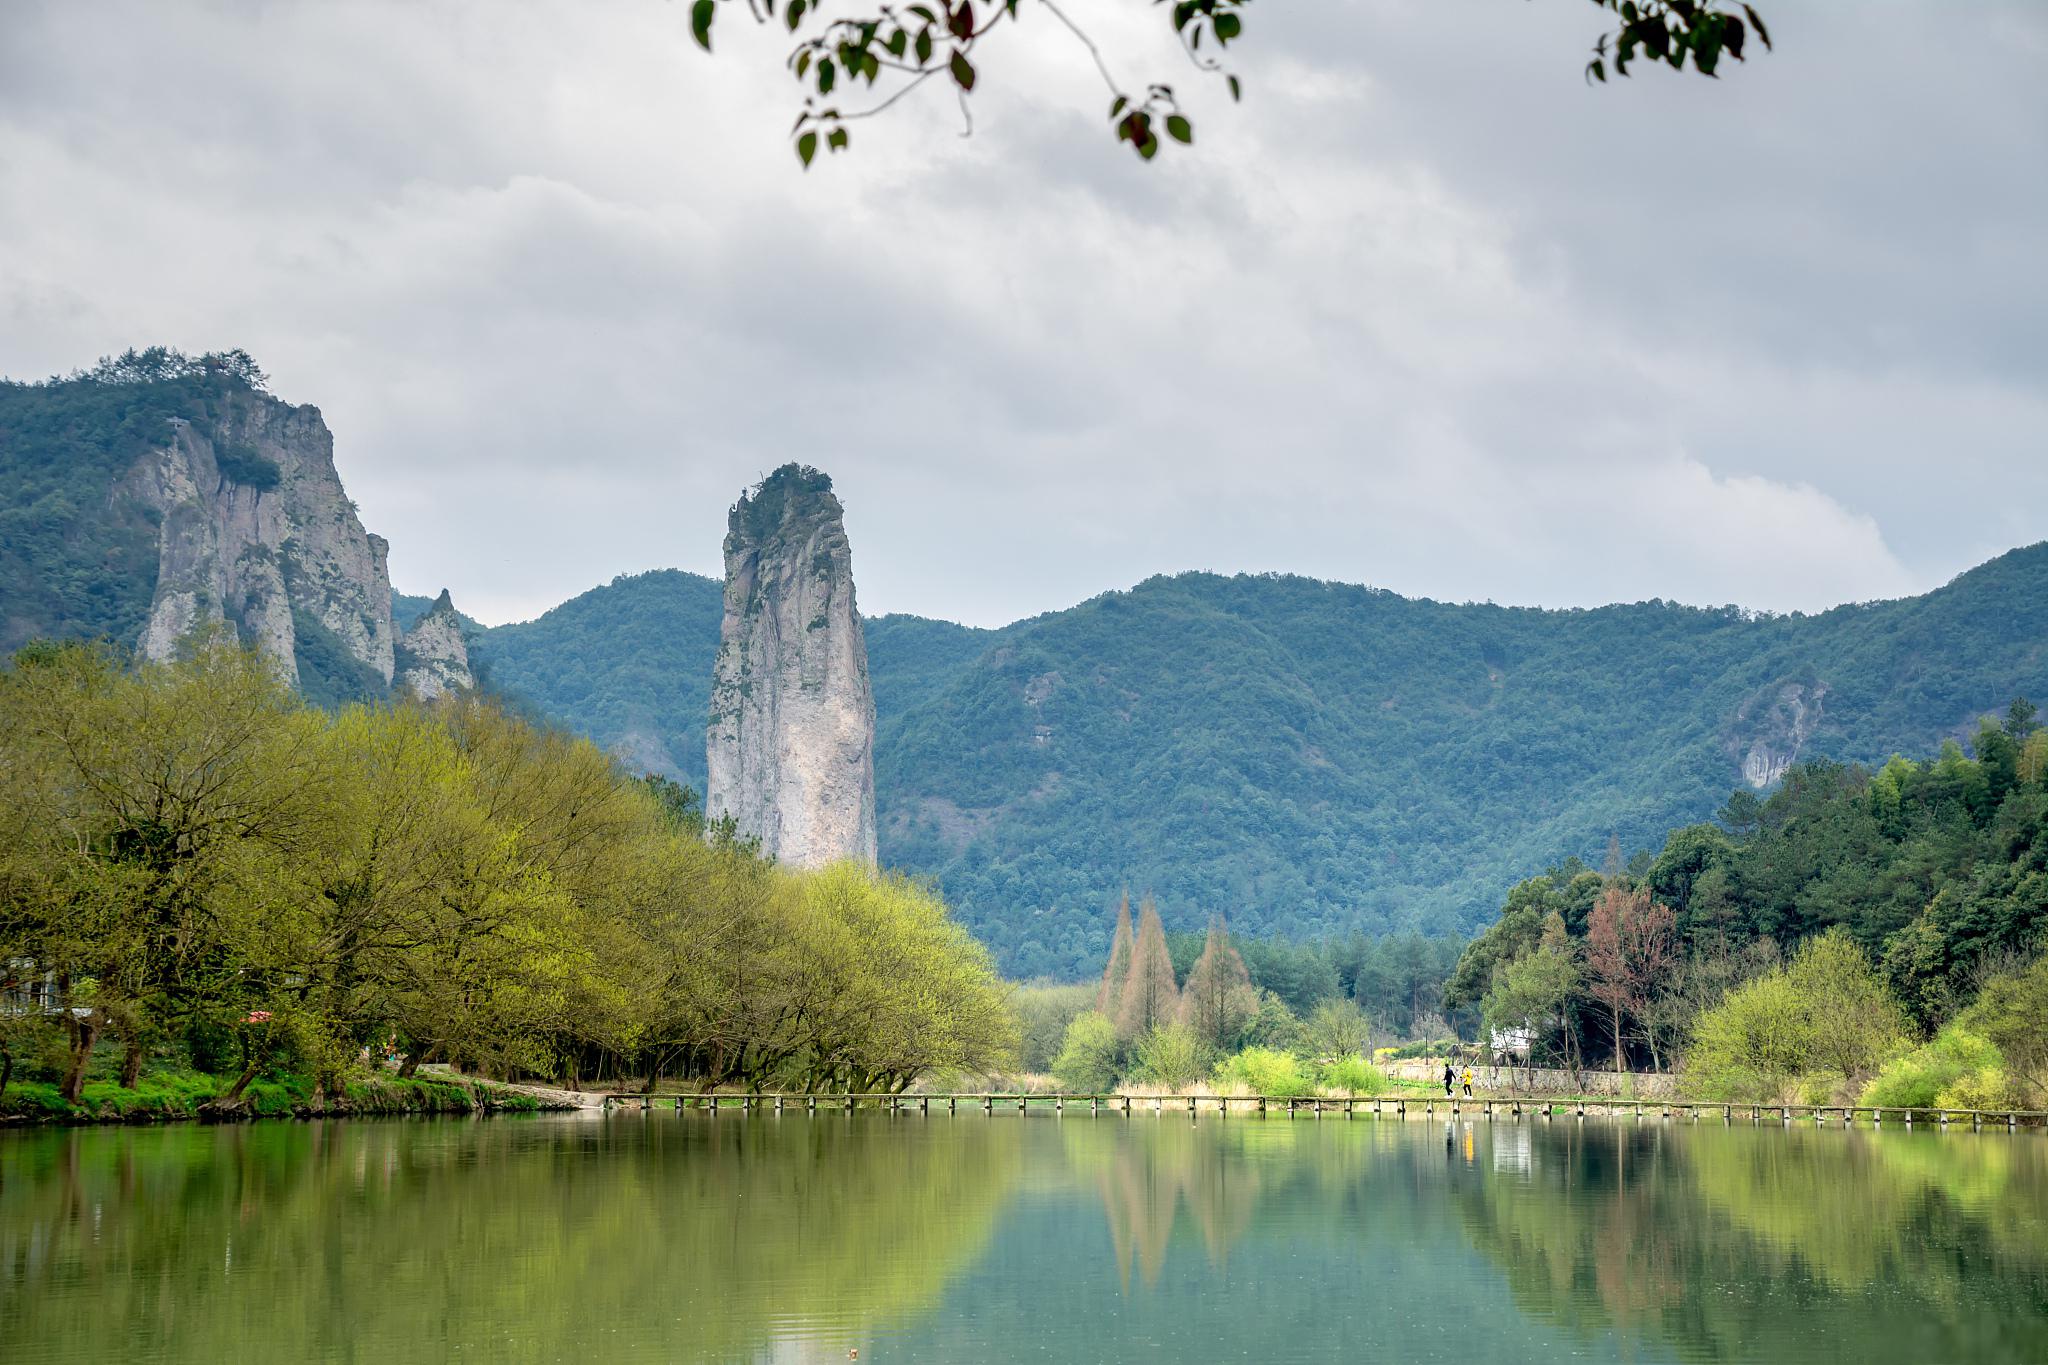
xmin=9 ymin=360 xmax=2045 ymax=980
xmin=416 ymin=544 xmax=2048 ymax=979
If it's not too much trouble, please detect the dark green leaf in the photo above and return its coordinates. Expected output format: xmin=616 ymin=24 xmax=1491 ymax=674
xmin=797 ymin=130 xmax=819 ymax=167
xmin=1166 ymin=114 xmax=1192 ymax=144
xmin=690 ymin=0 xmax=715 ymax=51
xmin=950 ymin=49 xmax=976 ymax=91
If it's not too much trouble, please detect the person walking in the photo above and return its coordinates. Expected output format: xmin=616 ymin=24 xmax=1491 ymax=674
xmin=1443 ymin=1061 xmax=1455 ymax=1097
xmin=1461 ymin=1066 xmax=1474 ymax=1098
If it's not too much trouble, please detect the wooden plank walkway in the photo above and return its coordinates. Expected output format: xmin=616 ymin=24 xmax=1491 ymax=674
xmin=592 ymin=1092 xmax=2048 ymax=1129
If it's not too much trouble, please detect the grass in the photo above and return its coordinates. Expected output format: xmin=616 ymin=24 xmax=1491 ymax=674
xmin=2 ymin=1062 xmax=568 ymax=1124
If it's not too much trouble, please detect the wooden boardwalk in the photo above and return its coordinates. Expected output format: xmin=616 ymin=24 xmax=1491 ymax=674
xmin=594 ymin=1091 xmax=2048 ymax=1130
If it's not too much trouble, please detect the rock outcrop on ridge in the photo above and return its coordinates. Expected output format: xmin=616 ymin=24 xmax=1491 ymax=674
xmin=395 ymin=589 xmax=474 ymax=700
xmin=122 ymin=389 xmax=396 ymax=687
xmin=705 ymin=465 xmax=878 ymax=868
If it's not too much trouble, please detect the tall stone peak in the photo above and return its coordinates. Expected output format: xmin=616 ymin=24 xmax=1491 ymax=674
xmin=706 ymin=464 xmax=878 ymax=868
xmin=395 ymin=589 xmax=474 ymax=701
xmin=122 ymin=388 xmax=396 ymax=686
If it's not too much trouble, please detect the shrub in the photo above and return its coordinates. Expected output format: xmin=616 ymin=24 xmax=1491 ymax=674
xmin=1861 ymin=1028 xmax=2001 ymax=1109
xmin=1215 ymin=1047 xmax=1312 ymax=1098
xmin=1053 ymin=1011 xmax=1121 ymax=1093
xmin=1316 ymin=1054 xmax=1389 ymax=1096
xmin=1937 ymin=1068 xmax=2017 ymax=1112
xmin=1134 ymin=1022 xmax=1210 ymax=1089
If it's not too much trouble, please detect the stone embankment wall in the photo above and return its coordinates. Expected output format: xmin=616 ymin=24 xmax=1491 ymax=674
xmin=1388 ymin=1060 xmax=1681 ymax=1099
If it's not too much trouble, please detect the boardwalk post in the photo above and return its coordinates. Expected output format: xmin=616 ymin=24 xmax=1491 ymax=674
xmin=807 ymin=1095 xmax=817 ymax=1113
xmin=1188 ymin=1095 xmax=1197 ymax=1118
xmin=1091 ymin=1096 xmax=1099 ymax=1116
xmin=675 ymin=1097 xmax=684 ymax=1113
xmin=1019 ymin=1096 xmax=1028 ymax=1112
xmin=845 ymin=1095 xmax=854 ymax=1114
xmin=920 ymin=1095 xmax=929 ymax=1115
xmin=1055 ymin=1096 xmax=1064 ymax=1114
xmin=1122 ymin=1095 xmax=1131 ymax=1116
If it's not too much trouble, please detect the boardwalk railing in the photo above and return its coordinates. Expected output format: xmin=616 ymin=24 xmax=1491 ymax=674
xmin=592 ymin=1091 xmax=2048 ymax=1130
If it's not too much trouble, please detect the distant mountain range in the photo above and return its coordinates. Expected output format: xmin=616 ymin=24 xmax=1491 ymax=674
xmin=9 ymin=357 xmax=2047 ymax=978
xmin=416 ymin=547 xmax=2048 ymax=979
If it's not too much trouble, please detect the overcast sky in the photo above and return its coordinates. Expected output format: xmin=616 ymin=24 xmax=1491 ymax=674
xmin=2 ymin=1 xmax=2043 ymax=627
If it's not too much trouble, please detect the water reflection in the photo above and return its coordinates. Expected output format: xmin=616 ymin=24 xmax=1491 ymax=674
xmin=3 ymin=1112 xmax=2045 ymax=1363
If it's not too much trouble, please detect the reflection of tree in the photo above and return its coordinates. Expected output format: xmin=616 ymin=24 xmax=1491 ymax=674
xmin=1077 ymin=1121 xmax=1264 ymax=1289
xmin=1454 ymin=1123 xmax=2048 ymax=1361
xmin=1064 ymin=1121 xmax=1417 ymax=1292
xmin=0 ymin=1116 xmax=1021 ymax=1359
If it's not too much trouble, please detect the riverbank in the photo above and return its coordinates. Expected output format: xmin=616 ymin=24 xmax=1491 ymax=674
xmin=0 ymin=1068 xmax=585 ymax=1126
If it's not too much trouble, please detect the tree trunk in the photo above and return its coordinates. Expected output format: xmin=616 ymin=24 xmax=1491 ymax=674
xmin=61 ymin=1016 xmax=99 ymax=1104
xmin=120 ymin=1032 xmax=144 ymax=1089
xmin=1 ymin=1045 xmax=14 ymax=1100
xmin=398 ymin=1051 xmax=423 ymax=1079
xmin=1612 ymin=1007 xmax=1625 ymax=1076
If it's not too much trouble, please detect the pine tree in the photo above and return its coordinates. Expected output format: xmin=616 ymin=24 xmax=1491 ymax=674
xmin=1095 ymin=892 xmax=1134 ymax=1015
xmin=1115 ymin=896 xmax=1180 ymax=1042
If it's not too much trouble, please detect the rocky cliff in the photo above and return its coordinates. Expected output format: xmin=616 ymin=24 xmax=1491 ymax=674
xmin=120 ymin=389 xmax=395 ymax=689
xmin=705 ymin=465 xmax=877 ymax=868
xmin=395 ymin=589 xmax=474 ymax=700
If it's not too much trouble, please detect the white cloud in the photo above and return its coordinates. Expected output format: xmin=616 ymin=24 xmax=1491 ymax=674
xmin=0 ymin=0 xmax=2040 ymax=627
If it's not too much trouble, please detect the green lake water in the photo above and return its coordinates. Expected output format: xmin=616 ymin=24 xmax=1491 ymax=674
xmin=4 ymin=1111 xmax=2045 ymax=1363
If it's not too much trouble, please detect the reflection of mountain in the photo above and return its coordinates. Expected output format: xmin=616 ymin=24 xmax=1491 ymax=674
xmin=1453 ymin=1124 xmax=2048 ymax=1362
xmin=0 ymin=1117 xmax=1023 ymax=1360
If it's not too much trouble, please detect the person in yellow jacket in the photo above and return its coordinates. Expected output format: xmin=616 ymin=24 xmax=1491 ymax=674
xmin=1461 ymin=1066 xmax=1474 ymax=1098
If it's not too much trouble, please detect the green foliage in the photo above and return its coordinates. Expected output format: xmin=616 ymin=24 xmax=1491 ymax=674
xmin=1132 ymin=1022 xmax=1209 ymax=1089
xmin=389 ymin=550 xmax=2048 ymax=983
xmin=1012 ymin=982 xmax=1094 ymax=1073
xmin=288 ymin=607 xmax=387 ymax=708
xmin=1315 ymin=1054 xmax=1390 ymax=1096
xmin=1860 ymin=1028 xmax=2001 ymax=1110
xmin=1300 ymin=999 xmax=1372 ymax=1059
xmin=1213 ymin=1046 xmax=1311 ymax=1098
xmin=1958 ymin=953 xmax=2048 ymax=1104
xmin=1684 ymin=932 xmax=1910 ymax=1102
xmin=1051 ymin=1011 xmax=1120 ymax=1093
xmin=700 ymin=0 xmax=1760 ymax=169
xmin=458 ymin=570 xmax=725 ymax=794
xmin=212 ymin=442 xmax=281 ymax=490
xmin=0 ymin=639 xmax=1016 ymax=1105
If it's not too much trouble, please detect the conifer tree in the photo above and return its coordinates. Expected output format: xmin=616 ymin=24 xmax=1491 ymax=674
xmin=1094 ymin=892 xmax=1134 ymax=1015
xmin=1179 ymin=914 xmax=1254 ymax=1049
xmin=1114 ymin=896 xmax=1179 ymax=1043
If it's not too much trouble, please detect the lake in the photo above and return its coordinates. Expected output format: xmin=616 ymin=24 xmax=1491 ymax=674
xmin=3 ymin=1110 xmax=2045 ymax=1363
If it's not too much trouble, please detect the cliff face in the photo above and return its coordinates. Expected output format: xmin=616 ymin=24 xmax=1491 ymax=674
xmin=395 ymin=590 xmax=474 ymax=700
xmin=1727 ymin=679 xmax=1829 ymax=790
xmin=705 ymin=465 xmax=877 ymax=868
xmin=121 ymin=391 xmax=395 ymax=687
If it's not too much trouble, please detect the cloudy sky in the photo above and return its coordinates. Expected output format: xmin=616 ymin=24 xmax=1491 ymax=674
xmin=2 ymin=1 xmax=2042 ymax=627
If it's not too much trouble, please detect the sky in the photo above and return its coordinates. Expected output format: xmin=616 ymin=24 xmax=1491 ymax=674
xmin=2 ymin=0 xmax=2043 ymax=628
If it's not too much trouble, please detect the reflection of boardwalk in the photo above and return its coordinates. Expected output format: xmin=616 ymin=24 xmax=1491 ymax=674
xmin=592 ymin=1091 xmax=2048 ymax=1130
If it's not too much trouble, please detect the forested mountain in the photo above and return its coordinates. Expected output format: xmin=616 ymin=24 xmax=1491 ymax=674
xmin=9 ymin=356 xmax=2046 ymax=982
xmin=433 ymin=546 xmax=2048 ymax=980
